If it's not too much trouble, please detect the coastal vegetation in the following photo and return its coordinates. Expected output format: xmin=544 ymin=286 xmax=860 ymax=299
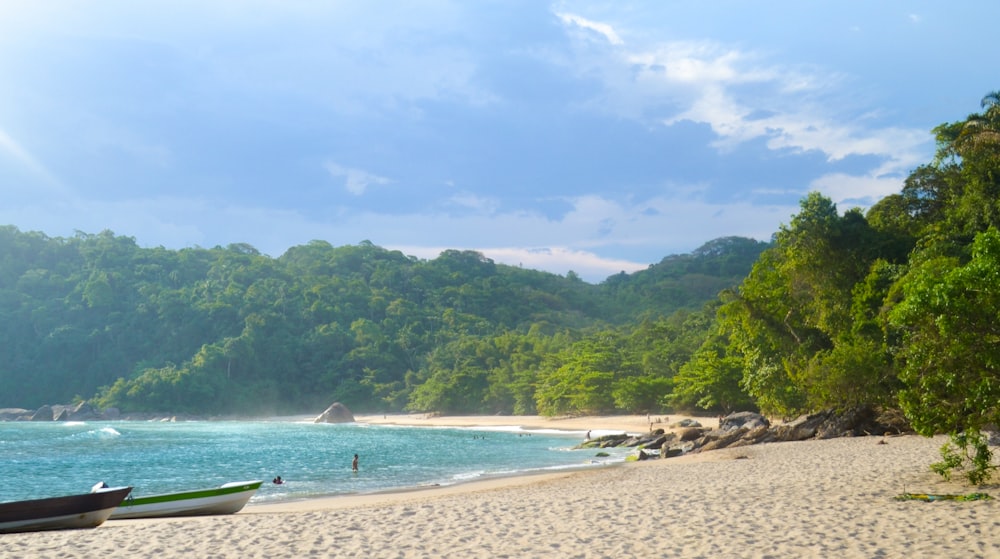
xmin=2 ymin=91 xmax=999 ymax=482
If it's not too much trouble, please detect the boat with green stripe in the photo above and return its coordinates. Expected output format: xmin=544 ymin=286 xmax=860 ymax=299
xmin=109 ymin=480 xmax=262 ymax=519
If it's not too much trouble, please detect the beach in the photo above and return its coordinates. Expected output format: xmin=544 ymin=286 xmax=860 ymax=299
xmin=2 ymin=415 xmax=998 ymax=558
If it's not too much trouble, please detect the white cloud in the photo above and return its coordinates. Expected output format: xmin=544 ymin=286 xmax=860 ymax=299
xmin=545 ymin=10 xmax=934 ymax=211
xmin=555 ymin=12 xmax=624 ymax=46
xmin=808 ymin=172 xmax=903 ymax=208
xmin=324 ymin=161 xmax=391 ymax=195
xmin=396 ymin=244 xmax=646 ymax=281
xmin=653 ymin=57 xmax=925 ymax=174
xmin=445 ymin=191 xmax=500 ymax=214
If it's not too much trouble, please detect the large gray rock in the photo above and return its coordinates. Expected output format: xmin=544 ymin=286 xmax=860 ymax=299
xmin=719 ymin=411 xmax=770 ymax=432
xmin=698 ymin=427 xmax=751 ymax=452
xmin=773 ymin=412 xmax=830 ymax=442
xmin=68 ymin=401 xmax=101 ymax=421
xmin=678 ymin=427 xmax=710 ymax=441
xmin=314 ymin=402 xmax=355 ymax=424
xmin=30 ymin=405 xmax=54 ymax=421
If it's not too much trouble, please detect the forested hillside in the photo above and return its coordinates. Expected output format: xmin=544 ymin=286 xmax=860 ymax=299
xmin=0 ymin=229 xmax=765 ymax=416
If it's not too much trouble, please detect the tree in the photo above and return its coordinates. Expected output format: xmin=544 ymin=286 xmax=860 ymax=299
xmin=534 ymin=334 xmax=626 ymax=415
xmin=890 ymin=228 xmax=1000 ymax=484
xmin=672 ymin=328 xmax=754 ymax=413
xmin=716 ymin=192 xmax=901 ymax=415
xmin=932 ymin=91 xmax=1000 ymax=238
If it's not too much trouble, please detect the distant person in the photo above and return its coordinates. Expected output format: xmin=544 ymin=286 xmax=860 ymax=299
xmin=586 ymin=430 xmax=591 ymax=440
xmin=272 ymin=476 xmax=283 ymax=485
xmin=352 ymin=454 xmax=359 ymax=472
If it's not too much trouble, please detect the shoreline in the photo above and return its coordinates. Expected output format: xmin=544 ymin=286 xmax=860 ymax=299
xmin=3 ymin=415 xmax=998 ymax=558
xmin=245 ymin=413 xmax=711 ymax=513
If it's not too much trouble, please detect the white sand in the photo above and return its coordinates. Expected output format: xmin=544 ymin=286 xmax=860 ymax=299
xmin=2 ymin=415 xmax=998 ymax=558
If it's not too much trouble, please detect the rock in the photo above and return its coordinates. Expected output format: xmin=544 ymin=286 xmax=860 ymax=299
xmin=719 ymin=411 xmax=770 ymax=432
xmin=816 ymin=408 xmax=861 ymax=439
xmin=678 ymin=427 xmax=709 ymax=441
xmin=30 ymin=405 xmax=54 ymax=421
xmin=727 ymin=425 xmax=773 ymax=447
xmin=622 ymin=432 xmax=670 ymax=448
xmin=0 ymin=408 xmax=31 ymax=421
xmin=986 ymin=429 xmax=1000 ymax=447
xmin=698 ymin=427 xmax=751 ymax=452
xmin=578 ymin=408 xmax=911 ymax=460
xmin=577 ymin=433 xmax=630 ymax=449
xmin=872 ymin=407 xmax=910 ymax=435
xmin=68 ymin=401 xmax=101 ymax=421
xmin=314 ymin=402 xmax=356 ymax=424
xmin=661 ymin=447 xmax=685 ymax=458
xmin=773 ymin=412 xmax=830 ymax=442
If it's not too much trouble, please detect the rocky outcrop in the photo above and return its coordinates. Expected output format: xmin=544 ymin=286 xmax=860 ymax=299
xmin=1 ymin=403 xmax=131 ymax=421
xmin=314 ymin=402 xmax=356 ymax=424
xmin=580 ymin=406 xmax=913 ymax=460
xmin=670 ymin=407 xmax=911 ymax=457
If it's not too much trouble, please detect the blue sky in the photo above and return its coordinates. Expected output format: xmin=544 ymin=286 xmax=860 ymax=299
xmin=0 ymin=1 xmax=996 ymax=282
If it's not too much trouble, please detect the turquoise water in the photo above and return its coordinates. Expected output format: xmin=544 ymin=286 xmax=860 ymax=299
xmin=0 ymin=420 xmax=628 ymax=505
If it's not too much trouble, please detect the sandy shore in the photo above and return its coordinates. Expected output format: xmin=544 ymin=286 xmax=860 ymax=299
xmin=354 ymin=412 xmax=705 ymax=435
xmin=3 ymin=415 xmax=999 ymax=558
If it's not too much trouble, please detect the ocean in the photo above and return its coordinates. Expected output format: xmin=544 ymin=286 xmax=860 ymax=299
xmin=0 ymin=419 xmax=630 ymax=504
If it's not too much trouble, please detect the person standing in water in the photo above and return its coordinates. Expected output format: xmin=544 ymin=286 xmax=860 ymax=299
xmin=352 ymin=453 xmax=359 ymax=472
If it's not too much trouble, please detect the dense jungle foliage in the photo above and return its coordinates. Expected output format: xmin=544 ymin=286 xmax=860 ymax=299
xmin=0 ymin=228 xmax=765 ymax=416
xmin=677 ymin=91 xmax=1000 ymax=483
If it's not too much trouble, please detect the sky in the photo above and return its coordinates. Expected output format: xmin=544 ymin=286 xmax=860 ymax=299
xmin=0 ymin=1 xmax=997 ymax=283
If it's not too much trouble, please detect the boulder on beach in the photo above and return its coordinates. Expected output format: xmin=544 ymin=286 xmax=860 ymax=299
xmin=314 ymin=402 xmax=355 ymax=424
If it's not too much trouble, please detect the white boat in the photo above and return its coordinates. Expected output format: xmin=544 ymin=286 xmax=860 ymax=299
xmin=0 ymin=486 xmax=132 ymax=533
xmin=109 ymin=480 xmax=262 ymax=519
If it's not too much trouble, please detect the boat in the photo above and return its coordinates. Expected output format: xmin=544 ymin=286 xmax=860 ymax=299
xmin=0 ymin=486 xmax=133 ymax=533
xmin=109 ymin=480 xmax=263 ymax=519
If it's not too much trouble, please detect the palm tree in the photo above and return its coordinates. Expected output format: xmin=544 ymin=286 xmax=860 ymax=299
xmin=955 ymin=91 xmax=1000 ymax=158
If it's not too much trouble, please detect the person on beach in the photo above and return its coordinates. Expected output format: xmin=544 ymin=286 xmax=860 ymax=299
xmin=352 ymin=454 xmax=359 ymax=472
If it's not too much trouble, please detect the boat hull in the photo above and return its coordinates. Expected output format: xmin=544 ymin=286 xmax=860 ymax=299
xmin=110 ymin=480 xmax=262 ymax=519
xmin=0 ymin=486 xmax=133 ymax=533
